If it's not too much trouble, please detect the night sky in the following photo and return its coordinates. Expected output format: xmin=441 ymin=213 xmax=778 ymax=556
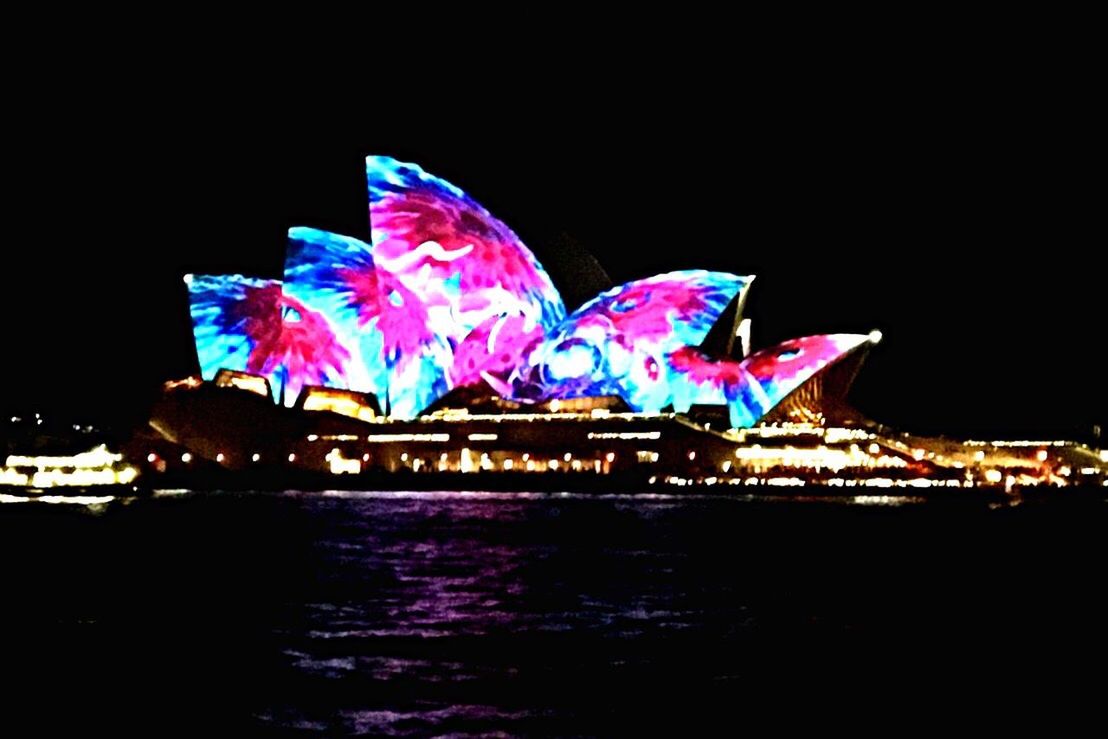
xmin=1 ymin=82 xmax=1101 ymax=438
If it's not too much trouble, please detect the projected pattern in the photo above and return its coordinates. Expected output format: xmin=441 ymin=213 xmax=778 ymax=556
xmin=187 ymin=273 xmax=351 ymax=405
xmin=508 ymin=271 xmax=752 ymax=412
xmin=667 ymin=334 xmax=871 ymax=428
xmin=367 ymin=156 xmax=566 ymax=417
xmin=283 ymin=227 xmax=387 ymax=401
xmin=188 ymin=156 xmax=874 ymax=427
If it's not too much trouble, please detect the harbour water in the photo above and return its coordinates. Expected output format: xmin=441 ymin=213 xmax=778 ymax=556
xmin=2 ymin=489 xmax=1105 ymax=734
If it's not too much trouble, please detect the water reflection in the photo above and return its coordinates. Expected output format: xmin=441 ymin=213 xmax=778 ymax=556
xmin=2 ymin=489 xmax=1106 ymax=734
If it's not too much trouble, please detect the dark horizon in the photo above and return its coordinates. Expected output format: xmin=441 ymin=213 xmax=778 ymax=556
xmin=2 ymin=111 xmax=1102 ymax=438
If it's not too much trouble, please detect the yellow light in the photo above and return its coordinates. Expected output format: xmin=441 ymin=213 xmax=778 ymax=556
xmin=503 ymin=459 xmax=514 ymax=470
xmin=549 ymin=400 xmax=561 ymax=412
xmin=1036 ymin=450 xmax=1048 ymax=462
xmin=0 ymin=469 xmax=30 ymax=486
xmin=365 ymin=433 xmax=449 ymax=443
xmin=984 ymin=469 xmax=1003 ymax=483
xmin=549 ymin=459 xmax=558 ymax=470
xmin=325 ymin=448 xmax=361 ymax=474
xmin=563 ymin=453 xmax=572 ymax=462
xmin=23 ymin=464 xmax=138 ymax=488
xmin=974 ymin=451 xmax=985 ymax=462
xmin=522 ymin=453 xmax=530 ymax=461
xmin=164 ymin=376 xmax=203 ymax=390
xmin=7 ymin=445 xmax=122 ymax=469
xmin=401 ymin=453 xmax=409 ymax=462
xmin=215 ymin=371 xmax=270 ymax=398
xmin=302 ymin=389 xmax=377 ymax=422
xmin=868 ymin=443 xmax=880 ymax=455
xmin=606 ymin=452 xmax=615 ymax=463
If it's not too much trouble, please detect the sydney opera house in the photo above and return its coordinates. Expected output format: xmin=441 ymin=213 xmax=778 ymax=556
xmin=143 ymin=157 xmax=1103 ymax=491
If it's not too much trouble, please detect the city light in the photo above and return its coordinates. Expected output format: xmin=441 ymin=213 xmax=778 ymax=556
xmin=143 ymin=154 xmax=1108 ymax=495
xmin=1 ymin=444 xmax=137 ymax=488
xmin=365 ymin=433 xmax=450 ymax=443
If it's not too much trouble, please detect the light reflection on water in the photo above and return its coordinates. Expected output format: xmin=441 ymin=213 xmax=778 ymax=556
xmin=3 ymin=487 xmax=1105 ymax=733
xmin=0 ymin=492 xmax=117 ymax=506
xmin=305 ymin=488 xmax=929 ymax=505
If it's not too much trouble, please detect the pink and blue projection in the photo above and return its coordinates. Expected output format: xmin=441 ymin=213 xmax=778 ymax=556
xmin=667 ymin=334 xmax=873 ymax=428
xmin=366 ymin=156 xmax=567 ymax=417
xmin=187 ymin=273 xmax=352 ymax=405
xmin=282 ymin=228 xmax=388 ymax=401
xmin=508 ymin=271 xmax=752 ymax=413
xmin=189 ymin=156 xmax=873 ymax=426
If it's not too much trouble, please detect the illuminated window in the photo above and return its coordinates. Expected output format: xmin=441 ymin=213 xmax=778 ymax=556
xmin=300 ymin=387 xmax=379 ymax=423
xmin=214 ymin=369 xmax=272 ymax=398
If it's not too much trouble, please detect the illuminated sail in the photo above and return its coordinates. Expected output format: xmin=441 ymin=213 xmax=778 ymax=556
xmin=667 ymin=334 xmax=874 ymax=428
xmin=367 ymin=155 xmax=566 ymax=417
xmin=186 ymin=273 xmax=351 ymax=406
xmin=511 ymin=271 xmax=753 ymax=412
xmin=283 ymin=227 xmax=387 ymax=401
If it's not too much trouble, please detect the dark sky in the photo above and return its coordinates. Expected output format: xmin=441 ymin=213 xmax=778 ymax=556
xmin=1 ymin=73 xmax=1102 ymax=438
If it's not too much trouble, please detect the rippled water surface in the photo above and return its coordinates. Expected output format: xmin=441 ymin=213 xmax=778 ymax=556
xmin=2 ymin=489 xmax=1106 ymax=734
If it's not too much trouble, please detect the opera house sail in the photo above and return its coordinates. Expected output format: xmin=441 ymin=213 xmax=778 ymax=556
xmin=153 ymin=154 xmax=961 ymax=489
xmin=183 ymin=155 xmax=872 ymax=426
